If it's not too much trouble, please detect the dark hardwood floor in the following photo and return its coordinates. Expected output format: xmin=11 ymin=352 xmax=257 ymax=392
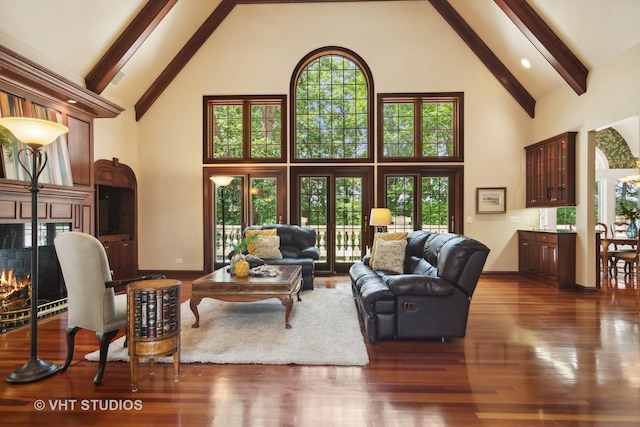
xmin=1 ymin=274 xmax=639 ymax=426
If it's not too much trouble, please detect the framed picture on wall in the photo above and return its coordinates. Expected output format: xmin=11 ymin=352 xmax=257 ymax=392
xmin=476 ymin=187 xmax=506 ymax=214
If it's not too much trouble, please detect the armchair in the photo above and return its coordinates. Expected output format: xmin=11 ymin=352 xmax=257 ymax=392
xmin=54 ymin=231 xmax=164 ymax=384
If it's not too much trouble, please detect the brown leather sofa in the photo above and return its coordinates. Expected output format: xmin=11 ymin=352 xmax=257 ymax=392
xmin=349 ymin=230 xmax=490 ymax=342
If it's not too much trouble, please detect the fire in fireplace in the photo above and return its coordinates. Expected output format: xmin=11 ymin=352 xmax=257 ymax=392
xmin=0 ymin=222 xmax=71 ymax=332
xmin=1 ymin=268 xmax=30 ymax=312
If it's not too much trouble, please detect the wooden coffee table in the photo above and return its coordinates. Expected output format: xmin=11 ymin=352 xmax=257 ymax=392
xmin=190 ymin=265 xmax=302 ymax=329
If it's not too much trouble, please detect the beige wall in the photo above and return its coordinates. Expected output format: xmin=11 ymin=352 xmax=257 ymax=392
xmin=533 ymin=43 xmax=640 ymax=287
xmin=130 ymin=2 xmax=532 ymax=273
xmin=91 ymin=3 xmax=640 ymax=285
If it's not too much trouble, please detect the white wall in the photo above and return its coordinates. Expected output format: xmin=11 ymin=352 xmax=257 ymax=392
xmin=533 ymin=43 xmax=640 ymax=287
xmin=127 ymin=2 xmax=533 ymax=273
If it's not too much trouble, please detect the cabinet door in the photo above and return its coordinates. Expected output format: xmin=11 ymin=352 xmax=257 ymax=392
xmin=544 ymin=142 xmax=558 ymax=203
xmin=519 ymin=236 xmax=536 ymax=273
xmin=525 ymin=149 xmax=537 ymax=207
xmin=102 ymin=242 xmax=122 ymax=272
xmin=544 ymin=243 xmax=559 ymax=281
xmin=120 ymin=240 xmax=136 ymax=271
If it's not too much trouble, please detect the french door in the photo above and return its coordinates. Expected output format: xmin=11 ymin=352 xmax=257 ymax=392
xmin=378 ymin=166 xmax=464 ymax=234
xmin=291 ymin=167 xmax=373 ymax=273
xmin=203 ymin=168 xmax=286 ymax=272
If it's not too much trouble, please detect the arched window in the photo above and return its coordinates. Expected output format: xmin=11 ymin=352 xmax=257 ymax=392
xmin=291 ymin=47 xmax=373 ymax=161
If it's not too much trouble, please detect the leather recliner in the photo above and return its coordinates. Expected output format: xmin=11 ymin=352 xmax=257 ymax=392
xmin=349 ymin=230 xmax=490 ymax=342
xmin=243 ymin=224 xmax=320 ymax=290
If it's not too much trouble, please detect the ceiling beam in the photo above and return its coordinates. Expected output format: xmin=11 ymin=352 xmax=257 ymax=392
xmin=85 ymin=0 xmax=178 ymax=94
xmin=135 ymin=0 xmax=237 ymax=121
xmin=428 ymin=0 xmax=535 ymax=117
xmin=494 ymin=0 xmax=588 ymax=95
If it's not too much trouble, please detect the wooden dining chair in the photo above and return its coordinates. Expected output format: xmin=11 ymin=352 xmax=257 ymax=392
xmin=612 ymin=233 xmax=640 ymax=285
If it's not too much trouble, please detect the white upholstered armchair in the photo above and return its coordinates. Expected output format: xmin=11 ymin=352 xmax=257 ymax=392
xmin=54 ymin=231 xmax=163 ymax=384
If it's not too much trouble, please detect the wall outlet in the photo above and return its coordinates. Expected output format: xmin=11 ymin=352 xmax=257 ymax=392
xmin=509 ymin=216 xmax=519 ymax=223
xmin=175 ymin=258 xmax=183 ymax=264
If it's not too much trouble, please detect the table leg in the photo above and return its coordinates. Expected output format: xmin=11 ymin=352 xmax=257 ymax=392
xmin=190 ymin=297 xmax=202 ymax=328
xmin=280 ymin=295 xmax=294 ymax=329
xmin=173 ymin=348 xmax=180 ymax=383
xmin=131 ymin=356 xmax=138 ymax=392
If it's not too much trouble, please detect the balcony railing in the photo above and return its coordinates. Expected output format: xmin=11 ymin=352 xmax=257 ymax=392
xmin=215 ymin=224 xmax=448 ymax=263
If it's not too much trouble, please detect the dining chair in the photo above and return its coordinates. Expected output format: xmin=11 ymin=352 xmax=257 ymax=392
xmin=596 ymin=223 xmax=614 ymax=276
xmin=54 ymin=231 xmax=164 ymax=384
xmin=612 ymin=232 xmax=640 ymax=285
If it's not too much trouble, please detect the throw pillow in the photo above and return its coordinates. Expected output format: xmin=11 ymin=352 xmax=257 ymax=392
xmin=253 ymin=235 xmax=283 ymax=260
xmin=369 ymin=232 xmax=408 ymax=266
xmin=245 ymin=229 xmax=277 ymax=254
xmin=371 ymin=239 xmax=407 ymax=274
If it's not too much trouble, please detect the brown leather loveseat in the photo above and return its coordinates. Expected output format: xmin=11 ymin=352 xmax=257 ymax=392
xmin=349 ymin=230 xmax=490 ymax=342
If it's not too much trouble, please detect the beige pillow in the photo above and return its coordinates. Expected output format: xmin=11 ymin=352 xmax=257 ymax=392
xmin=370 ymin=232 xmax=408 ymax=266
xmin=245 ymin=229 xmax=277 ymax=255
xmin=371 ymin=239 xmax=407 ymax=273
xmin=253 ymin=235 xmax=283 ymax=259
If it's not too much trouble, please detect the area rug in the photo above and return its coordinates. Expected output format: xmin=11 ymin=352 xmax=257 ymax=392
xmin=85 ymin=287 xmax=369 ymax=366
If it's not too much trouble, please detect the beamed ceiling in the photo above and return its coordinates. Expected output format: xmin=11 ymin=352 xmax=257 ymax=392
xmin=0 ymin=0 xmax=638 ymax=120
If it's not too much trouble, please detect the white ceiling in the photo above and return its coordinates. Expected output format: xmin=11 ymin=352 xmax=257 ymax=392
xmin=0 ymin=0 xmax=639 ymax=108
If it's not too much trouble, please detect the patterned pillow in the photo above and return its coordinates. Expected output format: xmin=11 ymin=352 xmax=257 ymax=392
xmin=245 ymin=229 xmax=277 ymax=255
xmin=371 ymin=239 xmax=407 ymax=274
xmin=253 ymin=235 xmax=283 ymax=259
xmin=369 ymin=232 xmax=408 ymax=266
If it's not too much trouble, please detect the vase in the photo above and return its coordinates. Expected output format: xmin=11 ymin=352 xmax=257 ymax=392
xmin=229 ymin=253 xmax=245 ymax=275
xmin=626 ymin=219 xmax=638 ymax=238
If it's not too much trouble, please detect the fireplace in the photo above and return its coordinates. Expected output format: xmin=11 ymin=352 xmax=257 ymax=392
xmin=0 ymin=222 xmax=70 ymax=332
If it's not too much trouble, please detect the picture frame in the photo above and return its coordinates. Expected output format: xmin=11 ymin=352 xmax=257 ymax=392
xmin=476 ymin=187 xmax=506 ymax=214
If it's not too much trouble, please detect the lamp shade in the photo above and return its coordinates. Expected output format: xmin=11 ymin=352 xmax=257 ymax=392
xmin=210 ymin=176 xmax=234 ymax=187
xmin=370 ymin=208 xmax=391 ymax=226
xmin=0 ymin=117 xmax=68 ymax=146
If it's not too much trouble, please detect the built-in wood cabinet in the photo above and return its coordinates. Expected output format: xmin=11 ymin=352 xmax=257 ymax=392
xmin=0 ymin=45 xmax=122 ymax=234
xmin=95 ymin=159 xmax=137 ymax=279
xmin=518 ymin=230 xmax=576 ymax=289
xmin=525 ymin=132 xmax=576 ymax=207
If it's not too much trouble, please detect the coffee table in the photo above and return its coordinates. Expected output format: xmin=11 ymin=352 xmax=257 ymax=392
xmin=190 ymin=265 xmax=302 ymax=329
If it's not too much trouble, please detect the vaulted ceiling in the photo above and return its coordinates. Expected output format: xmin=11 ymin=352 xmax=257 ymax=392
xmin=1 ymin=0 xmax=639 ymax=120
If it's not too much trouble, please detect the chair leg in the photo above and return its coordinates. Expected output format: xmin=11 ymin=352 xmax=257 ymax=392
xmin=59 ymin=326 xmax=81 ymax=372
xmin=94 ymin=329 xmax=119 ymax=385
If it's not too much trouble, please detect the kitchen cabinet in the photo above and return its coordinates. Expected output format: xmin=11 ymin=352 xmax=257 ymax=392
xmin=518 ymin=230 xmax=576 ymax=289
xmin=525 ymin=132 xmax=576 ymax=207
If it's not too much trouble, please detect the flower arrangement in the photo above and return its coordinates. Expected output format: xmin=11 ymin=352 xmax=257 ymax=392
xmin=619 ymin=200 xmax=640 ymax=220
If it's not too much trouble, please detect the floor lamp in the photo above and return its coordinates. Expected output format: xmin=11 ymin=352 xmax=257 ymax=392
xmin=0 ymin=117 xmax=69 ymax=383
xmin=210 ymin=176 xmax=234 ymax=268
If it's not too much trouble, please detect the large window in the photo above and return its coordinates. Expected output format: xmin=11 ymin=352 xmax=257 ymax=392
xmin=291 ymin=47 xmax=373 ymax=161
xmin=378 ymin=93 xmax=463 ymax=161
xmin=204 ymin=95 xmax=286 ymax=163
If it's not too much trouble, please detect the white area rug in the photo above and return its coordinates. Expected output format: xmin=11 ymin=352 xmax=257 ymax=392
xmin=85 ymin=287 xmax=369 ymax=366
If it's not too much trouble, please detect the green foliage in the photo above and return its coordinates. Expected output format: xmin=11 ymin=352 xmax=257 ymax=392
xmin=0 ymin=126 xmax=14 ymax=160
xmin=295 ymin=54 xmax=369 ymax=160
xmin=556 ymin=207 xmax=576 ymax=225
xmin=234 ymin=234 xmax=258 ymax=254
xmin=618 ymin=199 xmax=640 ymax=220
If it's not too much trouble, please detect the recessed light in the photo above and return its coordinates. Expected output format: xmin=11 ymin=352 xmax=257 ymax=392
xmin=67 ymin=99 xmax=77 ymax=104
xmin=521 ymin=58 xmax=531 ymax=69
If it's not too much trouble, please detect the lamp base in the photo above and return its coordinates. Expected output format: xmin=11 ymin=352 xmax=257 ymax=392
xmin=6 ymin=357 xmax=59 ymax=383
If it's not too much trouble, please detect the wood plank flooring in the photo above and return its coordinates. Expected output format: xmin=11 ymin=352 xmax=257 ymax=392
xmin=1 ymin=274 xmax=639 ymax=426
